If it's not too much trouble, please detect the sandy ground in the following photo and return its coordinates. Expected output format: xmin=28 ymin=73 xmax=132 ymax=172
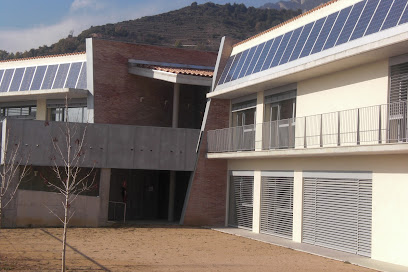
xmin=0 ymin=225 xmax=375 ymax=272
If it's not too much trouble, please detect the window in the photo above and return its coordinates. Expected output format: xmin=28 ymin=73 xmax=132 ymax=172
xmin=231 ymin=99 xmax=257 ymax=127
xmin=0 ymin=106 xmax=36 ymax=120
xmin=50 ymin=106 xmax=88 ymax=123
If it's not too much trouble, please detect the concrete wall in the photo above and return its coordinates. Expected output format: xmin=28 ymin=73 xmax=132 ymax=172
xmin=227 ymin=154 xmax=408 ymax=267
xmin=15 ymin=190 xmax=100 ymax=227
xmin=4 ymin=119 xmax=199 ymax=171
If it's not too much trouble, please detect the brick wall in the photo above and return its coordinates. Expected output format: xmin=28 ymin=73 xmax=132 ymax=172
xmin=183 ymin=98 xmax=230 ymax=226
xmin=92 ymin=39 xmax=216 ymax=126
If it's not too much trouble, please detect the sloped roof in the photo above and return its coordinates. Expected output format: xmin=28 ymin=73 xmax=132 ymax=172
xmin=136 ymin=64 xmax=213 ymax=77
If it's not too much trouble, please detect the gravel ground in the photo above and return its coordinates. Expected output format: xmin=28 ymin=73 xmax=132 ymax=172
xmin=0 ymin=225 xmax=375 ymax=271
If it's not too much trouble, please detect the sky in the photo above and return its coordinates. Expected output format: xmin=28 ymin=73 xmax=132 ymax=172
xmin=0 ymin=0 xmax=279 ymax=53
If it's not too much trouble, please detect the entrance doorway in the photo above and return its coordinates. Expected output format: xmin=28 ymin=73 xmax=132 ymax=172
xmin=108 ymin=169 xmax=190 ymax=222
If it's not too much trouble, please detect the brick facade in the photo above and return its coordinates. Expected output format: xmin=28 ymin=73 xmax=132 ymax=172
xmin=92 ymin=39 xmax=216 ymax=127
xmin=183 ymin=98 xmax=230 ymax=226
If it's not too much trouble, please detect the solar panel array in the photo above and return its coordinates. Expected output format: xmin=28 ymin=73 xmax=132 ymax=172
xmin=0 ymin=62 xmax=87 ymax=93
xmin=218 ymin=0 xmax=408 ymax=86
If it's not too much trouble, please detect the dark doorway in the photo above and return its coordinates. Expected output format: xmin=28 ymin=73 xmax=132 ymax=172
xmin=108 ymin=169 xmax=190 ymax=222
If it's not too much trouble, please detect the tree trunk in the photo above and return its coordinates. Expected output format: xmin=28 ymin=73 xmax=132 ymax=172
xmin=0 ymin=194 xmax=2 ymax=229
xmin=61 ymin=194 xmax=69 ymax=272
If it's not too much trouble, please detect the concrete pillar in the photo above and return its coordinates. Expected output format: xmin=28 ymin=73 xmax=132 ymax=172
xmin=98 ymin=168 xmax=111 ymax=226
xmin=255 ymin=91 xmax=264 ymax=151
xmin=252 ymin=170 xmax=261 ymax=233
xmin=292 ymin=170 xmax=303 ymax=242
xmin=172 ymin=83 xmax=180 ymax=128
xmin=168 ymin=171 xmax=176 ymax=222
xmin=168 ymin=83 xmax=180 ymax=222
xmin=36 ymin=99 xmax=47 ymax=120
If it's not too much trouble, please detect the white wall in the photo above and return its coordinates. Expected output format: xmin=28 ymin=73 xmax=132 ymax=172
xmin=228 ymin=154 xmax=408 ymax=267
xmin=294 ymin=59 xmax=389 ymax=148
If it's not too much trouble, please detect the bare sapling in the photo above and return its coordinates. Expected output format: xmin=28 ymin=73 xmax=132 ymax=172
xmin=0 ymin=126 xmax=30 ymax=228
xmin=42 ymin=102 xmax=96 ymax=272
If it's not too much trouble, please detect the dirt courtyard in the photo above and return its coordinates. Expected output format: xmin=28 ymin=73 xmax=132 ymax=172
xmin=0 ymin=225 xmax=374 ymax=272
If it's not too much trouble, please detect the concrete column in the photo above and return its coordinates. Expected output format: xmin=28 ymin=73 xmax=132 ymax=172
xmin=255 ymin=91 xmax=264 ymax=151
xmin=292 ymin=170 xmax=303 ymax=242
xmin=168 ymin=83 xmax=180 ymax=222
xmin=98 ymin=168 xmax=111 ymax=226
xmin=172 ymin=83 xmax=180 ymax=128
xmin=36 ymin=99 xmax=47 ymax=120
xmin=252 ymin=170 xmax=261 ymax=233
xmin=168 ymin=171 xmax=176 ymax=222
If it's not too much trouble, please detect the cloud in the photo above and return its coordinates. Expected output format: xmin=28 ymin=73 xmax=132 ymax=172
xmin=70 ymin=0 xmax=104 ymax=11
xmin=0 ymin=1 xmax=164 ymax=53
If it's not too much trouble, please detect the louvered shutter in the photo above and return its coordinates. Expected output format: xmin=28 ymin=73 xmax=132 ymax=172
xmin=389 ymin=62 xmax=408 ymax=142
xmin=229 ymin=175 xmax=254 ymax=230
xmin=260 ymin=175 xmax=293 ymax=239
xmin=390 ymin=62 xmax=408 ymax=104
xmin=303 ymin=177 xmax=372 ymax=257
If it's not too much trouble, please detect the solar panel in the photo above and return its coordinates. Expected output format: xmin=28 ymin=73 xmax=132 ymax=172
xmin=324 ymin=6 xmax=353 ymax=50
xmin=271 ymin=31 xmax=293 ymax=67
xmin=290 ymin=22 xmax=314 ymax=61
xmin=0 ymin=70 xmax=4 ymax=86
xmin=53 ymin=63 xmax=70 ymax=89
xmin=312 ymin=12 xmax=339 ymax=54
xmin=365 ymin=0 xmax=393 ymax=35
xmin=218 ymin=55 xmax=235 ymax=85
xmin=336 ymin=1 xmax=366 ymax=46
xmin=300 ymin=17 xmax=326 ymax=58
xmin=253 ymin=39 xmax=274 ymax=74
xmin=260 ymin=38 xmax=277 ymax=71
xmin=381 ymin=0 xmax=407 ymax=30
xmin=19 ymin=67 xmax=35 ymax=91
xmin=244 ymin=44 xmax=262 ymax=77
xmin=9 ymin=68 xmax=25 ymax=92
xmin=350 ymin=0 xmax=379 ymax=41
xmin=76 ymin=63 xmax=87 ymax=89
xmin=41 ymin=65 xmax=58 ymax=89
xmin=216 ymin=0 xmax=407 ymax=86
xmin=232 ymin=50 xmax=249 ymax=80
xmin=399 ymin=1 xmax=408 ymax=24
xmin=65 ymin=62 xmax=82 ymax=88
xmin=30 ymin=66 xmax=47 ymax=90
xmin=239 ymin=46 xmax=257 ymax=79
xmin=0 ymin=69 xmax=14 ymax=92
xmin=223 ymin=54 xmax=239 ymax=83
xmin=280 ymin=27 xmax=303 ymax=65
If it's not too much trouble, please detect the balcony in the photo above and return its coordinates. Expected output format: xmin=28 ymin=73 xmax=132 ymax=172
xmin=207 ymin=101 xmax=408 ymax=156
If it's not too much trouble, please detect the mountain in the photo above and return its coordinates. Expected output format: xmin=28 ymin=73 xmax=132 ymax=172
xmin=261 ymin=0 xmax=329 ymax=12
xmin=0 ymin=2 xmax=301 ymax=61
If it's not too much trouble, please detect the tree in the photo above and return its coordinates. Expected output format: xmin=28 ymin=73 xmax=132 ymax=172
xmin=42 ymin=103 xmax=96 ymax=272
xmin=0 ymin=126 xmax=30 ymax=228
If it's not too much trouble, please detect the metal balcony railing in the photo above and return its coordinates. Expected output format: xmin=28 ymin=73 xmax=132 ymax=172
xmin=207 ymin=124 xmax=255 ymax=152
xmin=207 ymin=101 xmax=408 ymax=153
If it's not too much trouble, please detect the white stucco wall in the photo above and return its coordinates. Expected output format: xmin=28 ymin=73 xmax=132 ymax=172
xmin=296 ymin=59 xmax=389 ymax=116
xmin=227 ymin=154 xmax=408 ymax=267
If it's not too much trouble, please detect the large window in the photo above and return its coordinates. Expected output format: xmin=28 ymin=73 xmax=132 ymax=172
xmin=20 ymin=166 xmax=100 ymax=197
xmin=264 ymin=90 xmax=296 ymax=122
xmin=50 ymin=106 xmax=88 ymax=123
xmin=231 ymin=99 xmax=256 ymax=127
xmin=0 ymin=106 xmax=36 ymax=120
